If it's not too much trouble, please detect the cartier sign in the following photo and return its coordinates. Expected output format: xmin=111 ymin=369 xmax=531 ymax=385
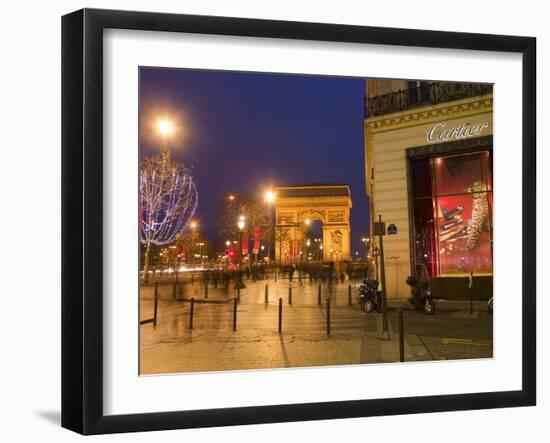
xmin=426 ymin=121 xmax=489 ymax=143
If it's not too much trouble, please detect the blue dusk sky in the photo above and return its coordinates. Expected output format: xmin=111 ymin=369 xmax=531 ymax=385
xmin=140 ymin=67 xmax=370 ymax=254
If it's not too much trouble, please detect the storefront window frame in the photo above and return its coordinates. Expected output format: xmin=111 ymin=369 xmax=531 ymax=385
xmin=406 ymin=137 xmax=493 ymax=278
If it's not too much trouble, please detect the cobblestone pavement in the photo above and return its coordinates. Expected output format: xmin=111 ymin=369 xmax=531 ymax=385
xmin=140 ymin=278 xmax=493 ymax=374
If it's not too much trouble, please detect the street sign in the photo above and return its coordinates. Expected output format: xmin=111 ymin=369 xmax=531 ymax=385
xmin=387 ymin=223 xmax=397 ymax=235
xmin=373 ymin=222 xmax=386 ymax=236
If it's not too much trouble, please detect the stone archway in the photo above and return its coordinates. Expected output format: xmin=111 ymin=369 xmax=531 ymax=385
xmin=273 ymin=185 xmax=352 ymax=262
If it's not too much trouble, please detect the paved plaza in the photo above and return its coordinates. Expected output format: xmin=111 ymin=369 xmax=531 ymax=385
xmin=139 ymin=276 xmax=493 ymax=375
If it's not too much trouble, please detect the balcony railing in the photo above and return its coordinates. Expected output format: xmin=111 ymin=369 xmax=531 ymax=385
xmin=365 ymin=82 xmax=493 ymax=118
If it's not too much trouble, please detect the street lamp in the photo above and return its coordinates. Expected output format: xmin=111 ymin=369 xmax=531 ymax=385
xmin=196 ymin=242 xmax=205 ymax=265
xmin=300 ymin=219 xmax=311 ymax=263
xmin=155 ymin=117 xmax=176 ymax=160
xmin=237 ymin=215 xmax=246 ymax=289
xmin=263 ymin=190 xmax=276 ymax=262
xmin=264 ymin=190 xmax=276 ymax=203
xmin=188 ymin=221 xmax=199 ymax=263
xmin=156 ymin=119 xmax=174 ymax=137
xmin=361 ymin=237 xmax=370 ymax=260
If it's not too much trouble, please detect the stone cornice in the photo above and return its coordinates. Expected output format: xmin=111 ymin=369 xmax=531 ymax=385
xmin=365 ymin=93 xmax=493 ymax=133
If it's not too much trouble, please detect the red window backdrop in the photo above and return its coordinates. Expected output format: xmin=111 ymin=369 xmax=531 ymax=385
xmin=411 ymin=151 xmax=492 ymax=277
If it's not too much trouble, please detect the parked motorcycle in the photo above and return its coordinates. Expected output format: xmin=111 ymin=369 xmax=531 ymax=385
xmin=406 ymin=264 xmax=435 ymax=315
xmin=357 ymin=279 xmax=382 ymax=313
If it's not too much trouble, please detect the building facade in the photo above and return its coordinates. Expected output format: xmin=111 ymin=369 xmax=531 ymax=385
xmin=365 ymin=80 xmax=493 ymax=300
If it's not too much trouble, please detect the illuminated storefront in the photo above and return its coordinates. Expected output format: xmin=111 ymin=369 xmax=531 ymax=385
xmin=409 ymin=149 xmax=493 ymax=277
xmin=364 ymin=80 xmax=493 ymax=299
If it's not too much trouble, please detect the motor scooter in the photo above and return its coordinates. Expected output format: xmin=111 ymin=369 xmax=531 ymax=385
xmin=357 ymin=280 xmax=382 ymax=313
xmin=406 ymin=264 xmax=435 ymax=315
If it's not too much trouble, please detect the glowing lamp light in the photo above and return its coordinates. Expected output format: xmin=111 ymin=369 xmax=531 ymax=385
xmin=190 ymin=221 xmax=198 ymax=229
xmin=157 ymin=119 xmax=174 ymax=136
xmin=265 ymin=190 xmax=276 ymax=203
xmin=304 ymin=219 xmax=311 ymax=226
xmin=237 ymin=215 xmax=246 ymax=231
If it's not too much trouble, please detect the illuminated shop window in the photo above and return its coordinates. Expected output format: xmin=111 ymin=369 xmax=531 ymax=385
xmin=410 ymin=151 xmax=493 ymax=277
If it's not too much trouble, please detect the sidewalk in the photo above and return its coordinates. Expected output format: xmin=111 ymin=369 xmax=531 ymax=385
xmin=140 ymin=302 xmax=436 ymax=374
xmin=388 ymin=298 xmax=488 ymax=312
xmin=139 ymin=279 xmax=492 ymax=374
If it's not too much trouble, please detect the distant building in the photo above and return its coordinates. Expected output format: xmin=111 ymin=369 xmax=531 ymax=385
xmin=365 ymin=80 xmax=493 ymax=300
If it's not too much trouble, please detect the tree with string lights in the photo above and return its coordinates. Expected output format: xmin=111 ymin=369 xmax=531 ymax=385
xmin=140 ymin=118 xmax=198 ymax=283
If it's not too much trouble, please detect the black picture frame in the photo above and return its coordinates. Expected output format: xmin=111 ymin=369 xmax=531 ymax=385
xmin=61 ymin=8 xmax=536 ymax=435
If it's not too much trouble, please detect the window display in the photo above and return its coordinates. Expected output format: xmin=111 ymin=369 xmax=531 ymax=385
xmin=411 ymin=151 xmax=492 ymax=277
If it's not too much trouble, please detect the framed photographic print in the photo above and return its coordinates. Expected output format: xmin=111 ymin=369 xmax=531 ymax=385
xmin=61 ymin=8 xmax=536 ymax=435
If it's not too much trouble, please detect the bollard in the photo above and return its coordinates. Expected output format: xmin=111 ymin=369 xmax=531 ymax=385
xmin=326 ymin=296 xmax=331 ymax=335
xmin=265 ymin=284 xmax=269 ymax=304
xmin=348 ymin=284 xmax=352 ymax=306
xmin=288 ymin=286 xmax=292 ymax=305
xmin=204 ymin=282 xmax=208 ymax=299
xmin=237 ymin=286 xmax=241 ymax=303
xmin=233 ymin=297 xmax=238 ymax=331
xmin=318 ymin=284 xmax=322 ymax=305
xmin=469 ymin=271 xmax=474 ymax=315
xmin=172 ymin=281 xmax=177 ymax=299
xmin=189 ymin=297 xmax=195 ymax=329
xmin=278 ymin=298 xmax=282 ymax=333
xmin=153 ymin=284 xmax=159 ymax=327
xmin=398 ymin=309 xmax=404 ymax=362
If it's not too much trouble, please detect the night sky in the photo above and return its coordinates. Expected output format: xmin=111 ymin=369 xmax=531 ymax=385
xmin=140 ymin=67 xmax=370 ymax=254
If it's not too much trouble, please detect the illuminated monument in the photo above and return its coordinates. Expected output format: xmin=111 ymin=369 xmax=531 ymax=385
xmin=273 ymin=185 xmax=352 ymax=262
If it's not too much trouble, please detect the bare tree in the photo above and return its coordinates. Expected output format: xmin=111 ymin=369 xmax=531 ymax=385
xmin=274 ymin=225 xmax=290 ymax=263
xmin=140 ymin=152 xmax=198 ymax=282
xmin=218 ymin=194 xmax=272 ymax=243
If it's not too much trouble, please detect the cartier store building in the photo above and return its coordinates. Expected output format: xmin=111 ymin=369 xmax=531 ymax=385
xmin=364 ymin=80 xmax=493 ymax=300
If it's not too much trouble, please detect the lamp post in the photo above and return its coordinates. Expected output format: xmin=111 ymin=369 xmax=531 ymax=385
xmin=189 ymin=221 xmax=198 ymax=263
xmin=196 ymin=242 xmax=205 ymax=265
xmin=361 ymin=237 xmax=370 ymax=260
xmin=264 ymin=190 xmax=276 ymax=262
xmin=302 ymin=219 xmax=311 ymax=264
xmin=237 ymin=215 xmax=246 ymax=289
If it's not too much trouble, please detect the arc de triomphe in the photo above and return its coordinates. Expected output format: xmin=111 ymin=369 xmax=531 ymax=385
xmin=273 ymin=185 xmax=352 ymax=262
